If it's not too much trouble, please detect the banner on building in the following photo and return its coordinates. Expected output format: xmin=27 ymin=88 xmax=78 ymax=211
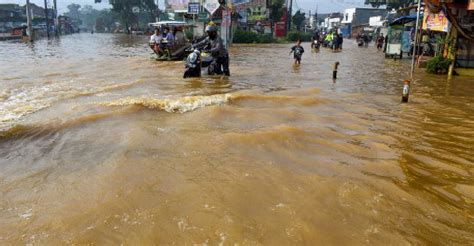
xmin=238 ymin=10 xmax=247 ymax=23
xmin=204 ymin=0 xmax=220 ymax=15
xmin=167 ymin=0 xmax=189 ymax=11
xmin=222 ymin=9 xmax=232 ymax=27
xmin=423 ymin=9 xmax=449 ymax=32
xmin=232 ymin=0 xmax=250 ymax=6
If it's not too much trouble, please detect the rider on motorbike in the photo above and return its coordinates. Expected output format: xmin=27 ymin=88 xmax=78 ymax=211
xmin=311 ymin=31 xmax=320 ymax=49
xmin=193 ymin=24 xmax=230 ymax=76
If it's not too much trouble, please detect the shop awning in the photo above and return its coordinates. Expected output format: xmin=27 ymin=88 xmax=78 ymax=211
xmin=389 ymin=14 xmax=421 ymax=26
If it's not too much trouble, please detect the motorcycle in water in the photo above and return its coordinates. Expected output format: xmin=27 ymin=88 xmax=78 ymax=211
xmin=183 ymin=45 xmax=215 ymax=78
xmin=311 ymin=40 xmax=321 ymax=50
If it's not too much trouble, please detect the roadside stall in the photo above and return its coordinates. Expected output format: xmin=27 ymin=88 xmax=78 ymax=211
xmin=385 ymin=15 xmax=418 ymax=59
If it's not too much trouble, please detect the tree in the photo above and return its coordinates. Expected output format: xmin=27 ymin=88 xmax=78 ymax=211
xmin=95 ymin=0 xmax=156 ymax=33
xmin=364 ymin=0 xmax=415 ymax=10
xmin=66 ymin=3 xmax=81 ymax=20
xmin=96 ymin=9 xmax=118 ymax=32
xmin=292 ymin=10 xmax=305 ymax=31
xmin=268 ymin=0 xmax=285 ymax=35
xmin=81 ymin=5 xmax=100 ymax=30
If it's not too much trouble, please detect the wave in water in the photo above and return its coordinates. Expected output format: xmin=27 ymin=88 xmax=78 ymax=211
xmin=98 ymin=90 xmax=324 ymax=113
xmin=98 ymin=94 xmax=232 ymax=113
xmin=0 ymin=90 xmax=324 ymax=139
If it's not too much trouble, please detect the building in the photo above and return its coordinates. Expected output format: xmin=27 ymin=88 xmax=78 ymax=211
xmin=434 ymin=0 xmax=474 ymax=75
xmin=308 ymin=12 xmax=318 ymax=30
xmin=0 ymin=4 xmax=22 ymax=18
xmin=22 ymin=3 xmax=54 ymax=20
xmin=321 ymin=13 xmax=342 ymax=32
xmin=0 ymin=4 xmax=23 ymax=33
xmin=369 ymin=16 xmax=385 ymax=28
xmin=234 ymin=0 xmax=269 ymax=33
xmin=340 ymin=8 xmax=388 ymax=38
xmin=58 ymin=15 xmax=78 ymax=34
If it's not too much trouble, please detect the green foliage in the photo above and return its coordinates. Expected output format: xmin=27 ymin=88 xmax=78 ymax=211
xmin=65 ymin=4 xmax=81 ymax=20
xmin=257 ymin=33 xmax=274 ymax=43
xmin=426 ymin=55 xmax=452 ymax=74
xmin=268 ymin=0 xmax=285 ymax=23
xmin=95 ymin=0 xmax=157 ymax=30
xmin=64 ymin=5 xmax=117 ymax=32
xmin=292 ymin=10 xmax=306 ymax=31
xmin=233 ymin=29 xmax=275 ymax=44
xmin=364 ymin=0 xmax=415 ymax=10
xmin=95 ymin=9 xmax=118 ymax=32
xmin=185 ymin=29 xmax=193 ymax=41
xmin=286 ymin=31 xmax=312 ymax=42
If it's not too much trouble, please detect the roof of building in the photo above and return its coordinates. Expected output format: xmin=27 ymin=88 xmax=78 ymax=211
xmin=0 ymin=4 xmax=20 ymax=11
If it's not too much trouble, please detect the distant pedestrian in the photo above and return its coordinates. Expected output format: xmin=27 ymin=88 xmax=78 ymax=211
xmin=362 ymin=33 xmax=369 ymax=48
xmin=290 ymin=39 xmax=305 ymax=65
xmin=376 ymin=34 xmax=384 ymax=51
xmin=337 ymin=34 xmax=343 ymax=51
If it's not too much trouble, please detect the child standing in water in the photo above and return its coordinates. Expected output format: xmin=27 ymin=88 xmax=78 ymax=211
xmin=290 ymin=39 xmax=305 ymax=65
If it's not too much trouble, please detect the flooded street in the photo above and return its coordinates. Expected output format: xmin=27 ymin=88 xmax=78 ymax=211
xmin=1 ymin=33 xmax=473 ymax=244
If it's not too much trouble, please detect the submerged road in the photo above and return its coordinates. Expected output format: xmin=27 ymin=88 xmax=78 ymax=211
xmin=0 ymin=33 xmax=473 ymax=244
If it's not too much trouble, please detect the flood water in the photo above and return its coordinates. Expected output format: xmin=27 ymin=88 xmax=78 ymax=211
xmin=0 ymin=33 xmax=473 ymax=244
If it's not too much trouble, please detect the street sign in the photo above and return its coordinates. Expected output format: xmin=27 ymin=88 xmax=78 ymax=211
xmin=167 ymin=0 xmax=188 ymax=12
xmin=188 ymin=3 xmax=200 ymax=15
xmin=232 ymin=0 xmax=250 ymax=5
xmin=132 ymin=7 xmax=140 ymax=14
xmin=204 ymin=0 xmax=220 ymax=15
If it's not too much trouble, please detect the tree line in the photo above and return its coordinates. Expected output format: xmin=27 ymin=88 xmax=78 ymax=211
xmin=65 ymin=0 xmax=414 ymax=33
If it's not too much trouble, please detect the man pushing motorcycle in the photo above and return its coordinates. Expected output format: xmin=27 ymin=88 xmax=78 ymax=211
xmin=193 ymin=23 xmax=230 ymax=76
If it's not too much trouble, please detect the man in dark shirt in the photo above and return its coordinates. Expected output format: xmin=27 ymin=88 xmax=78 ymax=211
xmin=193 ymin=24 xmax=230 ymax=76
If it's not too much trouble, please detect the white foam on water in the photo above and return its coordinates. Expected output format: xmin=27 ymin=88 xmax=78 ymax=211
xmin=19 ymin=208 xmax=33 ymax=219
xmin=99 ymin=93 xmax=232 ymax=114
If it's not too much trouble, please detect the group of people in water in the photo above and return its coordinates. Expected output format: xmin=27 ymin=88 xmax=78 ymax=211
xmin=355 ymin=32 xmax=386 ymax=51
xmin=149 ymin=26 xmax=187 ymax=58
xmin=148 ymin=24 xmax=387 ymax=76
xmin=310 ymin=31 xmax=344 ymax=52
xmin=150 ymin=23 xmax=230 ymax=76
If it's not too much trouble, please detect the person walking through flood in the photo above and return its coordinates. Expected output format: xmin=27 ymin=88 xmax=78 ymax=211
xmin=334 ymin=34 xmax=343 ymax=51
xmin=290 ymin=39 xmax=305 ymax=65
xmin=362 ymin=33 xmax=370 ymax=48
xmin=325 ymin=32 xmax=334 ymax=48
xmin=376 ymin=34 xmax=385 ymax=51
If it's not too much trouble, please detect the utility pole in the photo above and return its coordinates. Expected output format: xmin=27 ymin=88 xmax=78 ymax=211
xmin=315 ymin=5 xmax=318 ymax=29
xmin=410 ymin=0 xmax=422 ymax=78
xmin=44 ymin=0 xmax=50 ymax=38
xmin=26 ymin=0 xmax=33 ymax=42
xmin=53 ymin=0 xmax=58 ymax=36
xmin=155 ymin=0 xmax=161 ymax=22
xmin=287 ymin=0 xmax=293 ymax=32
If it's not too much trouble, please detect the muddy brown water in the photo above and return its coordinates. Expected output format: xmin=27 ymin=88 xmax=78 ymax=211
xmin=0 ymin=34 xmax=473 ymax=245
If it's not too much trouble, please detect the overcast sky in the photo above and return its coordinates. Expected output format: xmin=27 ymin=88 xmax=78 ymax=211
xmin=0 ymin=0 xmax=371 ymax=14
